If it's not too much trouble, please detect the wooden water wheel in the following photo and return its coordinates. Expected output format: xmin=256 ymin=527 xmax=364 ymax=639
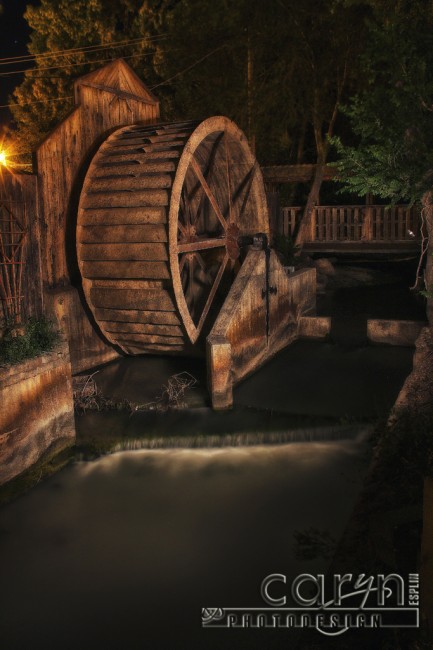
xmin=77 ymin=116 xmax=269 ymax=354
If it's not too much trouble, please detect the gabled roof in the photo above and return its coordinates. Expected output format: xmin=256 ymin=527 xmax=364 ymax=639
xmin=73 ymin=58 xmax=158 ymax=105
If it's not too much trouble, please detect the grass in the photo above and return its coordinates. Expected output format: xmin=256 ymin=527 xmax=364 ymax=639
xmin=0 ymin=317 xmax=60 ymax=366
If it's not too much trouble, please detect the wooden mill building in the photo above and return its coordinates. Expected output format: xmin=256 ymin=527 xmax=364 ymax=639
xmin=1 ymin=59 xmax=160 ymax=372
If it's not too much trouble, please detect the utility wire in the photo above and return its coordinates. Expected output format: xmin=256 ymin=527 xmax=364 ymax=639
xmin=0 ymin=50 xmax=159 ymax=78
xmin=0 ymin=35 xmax=166 ymax=66
xmin=150 ymin=44 xmax=228 ymax=90
xmin=0 ymin=96 xmax=73 ymax=109
xmin=0 ymin=43 xmax=227 ymax=110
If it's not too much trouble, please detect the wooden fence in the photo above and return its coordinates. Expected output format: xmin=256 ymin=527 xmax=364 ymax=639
xmin=0 ymin=171 xmax=42 ymax=328
xmin=280 ymin=205 xmax=421 ymax=243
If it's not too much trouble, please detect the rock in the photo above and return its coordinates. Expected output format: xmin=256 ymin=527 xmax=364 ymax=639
xmin=313 ymin=258 xmax=336 ymax=276
xmin=391 ymin=327 xmax=433 ymax=417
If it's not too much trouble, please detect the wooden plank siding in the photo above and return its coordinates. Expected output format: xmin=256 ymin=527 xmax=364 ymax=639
xmin=36 ymin=59 xmax=160 ymax=288
xmin=33 ymin=59 xmax=161 ymax=371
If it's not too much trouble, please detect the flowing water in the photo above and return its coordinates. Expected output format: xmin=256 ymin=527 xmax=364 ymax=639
xmin=0 ymin=260 xmax=422 ymax=649
xmin=0 ymin=435 xmax=370 ymax=650
xmin=0 ymin=340 xmax=414 ymax=649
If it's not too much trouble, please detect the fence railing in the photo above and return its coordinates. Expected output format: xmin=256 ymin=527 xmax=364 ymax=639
xmin=280 ymin=205 xmax=421 ymax=243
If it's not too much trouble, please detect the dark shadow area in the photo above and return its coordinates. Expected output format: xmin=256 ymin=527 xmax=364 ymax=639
xmin=234 ymin=340 xmax=414 ymax=419
xmin=317 ymin=257 xmax=426 ymax=346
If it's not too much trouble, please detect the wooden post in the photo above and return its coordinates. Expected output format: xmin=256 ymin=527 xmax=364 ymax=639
xmin=332 ymin=208 xmax=337 ymax=241
xmin=207 ymin=335 xmax=233 ymax=410
xmin=363 ymin=207 xmax=373 ymax=241
xmin=310 ymin=208 xmax=316 ymax=242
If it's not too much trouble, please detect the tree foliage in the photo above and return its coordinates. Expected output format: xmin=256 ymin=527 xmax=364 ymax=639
xmin=332 ymin=1 xmax=433 ymax=204
xmin=142 ymin=0 xmax=370 ymax=164
xmin=11 ymin=0 xmax=156 ymax=151
xmin=11 ymin=0 xmax=371 ymax=165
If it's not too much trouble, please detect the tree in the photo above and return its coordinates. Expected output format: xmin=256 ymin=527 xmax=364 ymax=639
xmin=332 ymin=0 xmax=433 ymax=317
xmin=333 ymin=1 xmax=433 ymax=203
xmin=11 ymin=0 xmax=374 ymax=255
xmin=138 ymin=0 xmax=371 ymax=245
xmin=12 ymin=0 xmax=370 ymax=169
xmin=278 ymin=0 xmax=371 ymax=244
xmin=10 ymin=0 xmax=156 ymax=152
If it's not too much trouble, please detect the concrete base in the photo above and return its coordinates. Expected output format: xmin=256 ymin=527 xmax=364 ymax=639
xmin=0 ymin=341 xmax=76 ymax=485
xmin=367 ymin=319 xmax=425 ymax=346
xmin=298 ymin=316 xmax=331 ymax=339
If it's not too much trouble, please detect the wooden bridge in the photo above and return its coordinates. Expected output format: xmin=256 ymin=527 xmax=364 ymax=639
xmin=279 ymin=204 xmax=421 ymax=254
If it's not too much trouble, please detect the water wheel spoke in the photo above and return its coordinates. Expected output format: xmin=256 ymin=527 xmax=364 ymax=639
xmin=177 ymin=219 xmax=187 ymax=238
xmin=190 ymin=156 xmax=228 ymax=230
xmin=179 ymin=253 xmax=188 ymax=273
xmin=177 ymin=238 xmax=226 ymax=253
xmin=195 ymin=252 xmax=207 ymax=272
xmin=231 ymin=162 xmax=257 ymax=218
xmin=179 ymin=192 xmax=190 ymax=231
xmin=186 ymin=255 xmax=195 ymax=306
xmin=187 ymin=132 xmax=224 ymax=209
xmin=178 ymin=212 xmax=188 ymax=237
xmin=196 ymin=253 xmax=229 ymax=333
xmin=224 ymin=132 xmax=233 ymax=223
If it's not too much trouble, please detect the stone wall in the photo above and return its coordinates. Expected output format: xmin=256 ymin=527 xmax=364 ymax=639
xmin=0 ymin=341 xmax=76 ymax=485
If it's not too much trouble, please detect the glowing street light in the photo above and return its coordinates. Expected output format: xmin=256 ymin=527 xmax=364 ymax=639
xmin=0 ymin=151 xmax=6 ymax=166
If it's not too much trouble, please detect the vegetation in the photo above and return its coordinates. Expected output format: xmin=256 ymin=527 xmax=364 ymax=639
xmin=0 ymin=317 xmax=60 ymax=365
xmin=8 ymin=1 xmax=433 ymax=241
xmin=331 ymin=1 xmax=433 ymax=206
xmin=11 ymin=0 xmax=369 ymax=165
xmin=330 ymin=0 xmax=433 ymax=295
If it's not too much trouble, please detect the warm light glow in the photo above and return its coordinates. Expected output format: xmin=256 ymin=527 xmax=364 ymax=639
xmin=0 ymin=151 xmax=6 ymax=166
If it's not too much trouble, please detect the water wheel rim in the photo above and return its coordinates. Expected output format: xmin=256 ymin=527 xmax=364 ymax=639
xmin=169 ymin=116 xmax=268 ymax=344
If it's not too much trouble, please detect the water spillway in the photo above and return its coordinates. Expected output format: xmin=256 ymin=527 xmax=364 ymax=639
xmin=0 ymin=437 xmax=369 ymax=650
xmin=0 ymin=336 xmax=415 ymax=649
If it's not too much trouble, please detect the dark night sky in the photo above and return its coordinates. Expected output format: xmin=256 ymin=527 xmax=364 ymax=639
xmin=0 ymin=0 xmax=38 ymax=125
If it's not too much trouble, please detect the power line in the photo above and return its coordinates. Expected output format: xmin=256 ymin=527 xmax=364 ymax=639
xmin=0 ymin=35 xmax=166 ymax=66
xmin=0 ymin=96 xmax=73 ymax=109
xmin=150 ymin=44 xmax=228 ymax=90
xmin=0 ymin=50 xmax=159 ymax=78
xmin=0 ymin=44 xmax=228 ymax=111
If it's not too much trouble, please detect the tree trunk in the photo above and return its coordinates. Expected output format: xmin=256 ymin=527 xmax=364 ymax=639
xmin=247 ymin=36 xmax=255 ymax=155
xmin=295 ymin=155 xmax=325 ymax=246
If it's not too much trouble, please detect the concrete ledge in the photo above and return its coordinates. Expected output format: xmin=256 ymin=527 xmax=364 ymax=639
xmin=298 ymin=316 xmax=332 ymax=339
xmin=0 ymin=340 xmax=76 ymax=485
xmin=367 ymin=319 xmax=426 ymax=347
